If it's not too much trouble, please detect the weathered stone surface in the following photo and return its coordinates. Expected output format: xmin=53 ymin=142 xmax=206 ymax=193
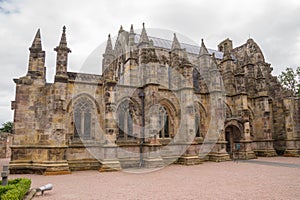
xmin=10 ymin=24 xmax=300 ymax=174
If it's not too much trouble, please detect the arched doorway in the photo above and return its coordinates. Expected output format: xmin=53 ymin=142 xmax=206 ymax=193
xmin=225 ymin=125 xmax=242 ymax=157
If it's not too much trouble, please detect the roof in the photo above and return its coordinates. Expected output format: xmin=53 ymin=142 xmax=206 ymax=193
xmin=134 ymin=34 xmax=224 ymax=59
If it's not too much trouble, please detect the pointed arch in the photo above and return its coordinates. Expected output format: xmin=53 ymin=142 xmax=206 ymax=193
xmin=225 ymin=119 xmax=244 ymax=154
xmin=158 ymin=98 xmax=179 ymax=138
xmin=194 ymin=101 xmax=208 ymax=138
xmin=116 ymin=98 xmax=141 ymax=141
xmin=158 ymin=98 xmax=179 ymax=117
xmin=71 ymin=95 xmax=97 ymax=139
xmin=67 ymin=93 xmax=100 ymax=114
xmin=225 ymin=119 xmax=244 ymax=134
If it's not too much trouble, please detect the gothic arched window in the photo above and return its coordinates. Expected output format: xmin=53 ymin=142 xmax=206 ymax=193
xmin=117 ymin=101 xmax=134 ymax=140
xmin=73 ymin=97 xmax=93 ymax=139
xmin=195 ymin=112 xmax=201 ymax=137
xmin=159 ymin=106 xmax=170 ymax=138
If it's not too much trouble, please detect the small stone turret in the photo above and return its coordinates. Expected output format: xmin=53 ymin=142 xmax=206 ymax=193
xmin=138 ymin=23 xmax=149 ymax=48
xmin=171 ymin=33 xmax=181 ymax=51
xmin=198 ymin=39 xmax=210 ymax=77
xmin=27 ymin=29 xmax=46 ymax=82
xmin=102 ymin=34 xmax=115 ymax=73
xmin=218 ymin=38 xmax=233 ymax=53
xmin=128 ymin=24 xmax=135 ymax=47
xmin=54 ymin=26 xmax=71 ymax=82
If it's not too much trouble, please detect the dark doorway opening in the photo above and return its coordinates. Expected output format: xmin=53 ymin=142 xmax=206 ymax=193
xmin=225 ymin=125 xmax=242 ymax=158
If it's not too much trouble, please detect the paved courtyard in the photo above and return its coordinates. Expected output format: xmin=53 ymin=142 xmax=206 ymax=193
xmin=1 ymin=157 xmax=300 ymax=200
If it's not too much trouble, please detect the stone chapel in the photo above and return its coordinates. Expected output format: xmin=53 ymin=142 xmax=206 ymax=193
xmin=10 ymin=24 xmax=300 ymax=174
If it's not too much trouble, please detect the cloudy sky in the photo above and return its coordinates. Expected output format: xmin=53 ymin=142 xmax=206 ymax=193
xmin=0 ymin=0 xmax=300 ymax=124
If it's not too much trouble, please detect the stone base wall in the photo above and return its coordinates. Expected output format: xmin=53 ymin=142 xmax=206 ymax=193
xmin=252 ymin=140 xmax=277 ymax=157
xmin=284 ymin=139 xmax=300 ymax=157
xmin=9 ymin=141 xmax=260 ymax=174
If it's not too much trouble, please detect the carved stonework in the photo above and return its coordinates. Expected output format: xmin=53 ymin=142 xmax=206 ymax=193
xmin=10 ymin=24 xmax=300 ymax=174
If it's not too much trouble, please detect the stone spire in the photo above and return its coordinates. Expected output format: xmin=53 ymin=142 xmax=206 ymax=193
xmin=130 ymin=24 xmax=134 ymax=34
xmin=138 ymin=23 xmax=149 ymax=47
xmin=198 ymin=39 xmax=210 ymax=77
xmin=171 ymin=33 xmax=181 ymax=51
xmin=27 ymin=28 xmax=46 ymax=80
xmin=128 ymin=24 xmax=135 ymax=46
xmin=29 ymin=29 xmax=42 ymax=52
xmin=102 ymin=34 xmax=116 ymax=72
xmin=56 ymin=26 xmax=70 ymax=50
xmin=118 ymin=25 xmax=124 ymax=34
xmin=104 ymin=34 xmax=114 ymax=55
xmin=54 ymin=26 xmax=71 ymax=80
xmin=199 ymin=39 xmax=209 ymax=56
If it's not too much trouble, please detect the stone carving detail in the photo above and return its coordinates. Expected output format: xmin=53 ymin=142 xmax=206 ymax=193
xmin=9 ymin=24 xmax=300 ymax=174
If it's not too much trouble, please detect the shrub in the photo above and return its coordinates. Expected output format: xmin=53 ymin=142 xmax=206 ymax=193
xmin=0 ymin=178 xmax=31 ymax=200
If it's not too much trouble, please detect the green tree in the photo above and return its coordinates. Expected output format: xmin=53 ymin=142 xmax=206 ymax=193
xmin=0 ymin=121 xmax=13 ymax=134
xmin=278 ymin=67 xmax=300 ymax=97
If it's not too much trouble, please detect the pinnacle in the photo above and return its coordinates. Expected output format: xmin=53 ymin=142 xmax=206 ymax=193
xmin=130 ymin=24 xmax=134 ymax=34
xmin=171 ymin=33 xmax=181 ymax=51
xmin=105 ymin=33 xmax=113 ymax=54
xmin=138 ymin=22 xmax=149 ymax=45
xmin=199 ymin=38 xmax=209 ymax=56
xmin=55 ymin=26 xmax=71 ymax=53
xmin=30 ymin=29 xmax=42 ymax=51
xmin=118 ymin=25 xmax=124 ymax=34
xmin=59 ymin=25 xmax=67 ymax=47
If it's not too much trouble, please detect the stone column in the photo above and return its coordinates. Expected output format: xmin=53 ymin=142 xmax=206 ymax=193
xmin=99 ymin=81 xmax=121 ymax=171
xmin=283 ymin=98 xmax=300 ymax=157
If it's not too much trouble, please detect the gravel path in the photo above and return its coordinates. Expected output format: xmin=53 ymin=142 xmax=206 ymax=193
xmin=1 ymin=157 xmax=300 ymax=200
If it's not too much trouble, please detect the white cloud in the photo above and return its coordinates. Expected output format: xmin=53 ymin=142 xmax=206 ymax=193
xmin=0 ymin=0 xmax=300 ymax=124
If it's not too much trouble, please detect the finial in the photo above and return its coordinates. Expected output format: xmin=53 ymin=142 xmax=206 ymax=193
xmin=138 ymin=22 xmax=149 ymax=46
xmin=130 ymin=24 xmax=134 ymax=34
xmin=54 ymin=25 xmax=71 ymax=53
xmin=171 ymin=32 xmax=181 ymax=51
xmin=118 ymin=25 xmax=124 ymax=34
xmin=199 ymin=38 xmax=209 ymax=56
xmin=104 ymin=32 xmax=113 ymax=54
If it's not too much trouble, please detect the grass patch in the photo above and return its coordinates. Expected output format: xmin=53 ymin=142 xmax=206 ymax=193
xmin=0 ymin=178 xmax=31 ymax=200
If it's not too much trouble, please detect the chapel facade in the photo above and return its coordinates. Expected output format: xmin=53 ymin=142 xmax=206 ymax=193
xmin=10 ymin=24 xmax=300 ymax=174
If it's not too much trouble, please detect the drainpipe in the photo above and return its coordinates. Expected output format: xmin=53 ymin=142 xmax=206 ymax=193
xmin=139 ymin=90 xmax=145 ymax=168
